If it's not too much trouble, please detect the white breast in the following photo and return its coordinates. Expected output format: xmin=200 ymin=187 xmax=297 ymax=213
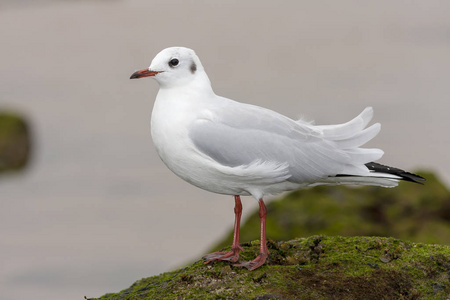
xmin=150 ymin=88 xmax=242 ymax=195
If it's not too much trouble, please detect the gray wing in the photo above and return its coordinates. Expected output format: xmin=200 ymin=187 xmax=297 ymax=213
xmin=188 ymin=101 xmax=349 ymax=183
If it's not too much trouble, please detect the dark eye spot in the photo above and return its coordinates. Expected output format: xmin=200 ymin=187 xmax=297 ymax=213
xmin=169 ymin=58 xmax=179 ymax=67
xmin=190 ymin=62 xmax=197 ymax=74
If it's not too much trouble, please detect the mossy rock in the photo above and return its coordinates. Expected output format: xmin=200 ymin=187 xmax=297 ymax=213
xmin=211 ymin=171 xmax=450 ymax=252
xmin=0 ymin=111 xmax=31 ymax=173
xmin=91 ymin=173 xmax=450 ymax=299
xmin=91 ymin=236 xmax=450 ymax=299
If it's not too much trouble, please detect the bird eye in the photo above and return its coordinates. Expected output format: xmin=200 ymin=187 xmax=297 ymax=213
xmin=169 ymin=58 xmax=179 ymax=67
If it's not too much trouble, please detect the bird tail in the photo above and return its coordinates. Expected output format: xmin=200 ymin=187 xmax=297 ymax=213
xmin=315 ymin=107 xmax=425 ymax=187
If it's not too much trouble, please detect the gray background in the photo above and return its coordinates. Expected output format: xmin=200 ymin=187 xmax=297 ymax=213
xmin=1 ymin=1 xmax=449 ymax=299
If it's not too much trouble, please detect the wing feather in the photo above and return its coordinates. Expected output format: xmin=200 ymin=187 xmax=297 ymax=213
xmin=189 ymin=104 xmax=383 ymax=185
xmin=315 ymin=107 xmax=374 ymax=140
xmin=189 ymin=102 xmax=352 ymax=183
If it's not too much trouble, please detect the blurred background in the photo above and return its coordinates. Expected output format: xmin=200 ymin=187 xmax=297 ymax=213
xmin=1 ymin=1 xmax=450 ymax=299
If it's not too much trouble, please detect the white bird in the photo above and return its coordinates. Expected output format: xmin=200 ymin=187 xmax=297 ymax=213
xmin=130 ymin=47 xmax=424 ymax=270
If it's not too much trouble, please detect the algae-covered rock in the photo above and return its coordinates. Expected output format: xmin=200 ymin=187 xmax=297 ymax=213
xmin=211 ymin=171 xmax=450 ymax=251
xmin=91 ymin=236 xmax=450 ymax=299
xmin=0 ymin=111 xmax=31 ymax=173
xmin=91 ymin=173 xmax=450 ymax=299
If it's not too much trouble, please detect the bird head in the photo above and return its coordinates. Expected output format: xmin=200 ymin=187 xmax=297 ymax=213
xmin=130 ymin=47 xmax=205 ymax=89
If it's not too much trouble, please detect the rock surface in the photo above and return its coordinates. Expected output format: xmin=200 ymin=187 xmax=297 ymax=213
xmin=92 ymin=236 xmax=450 ymax=299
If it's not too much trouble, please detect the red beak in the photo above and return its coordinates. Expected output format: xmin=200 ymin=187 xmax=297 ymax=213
xmin=130 ymin=69 xmax=162 ymax=79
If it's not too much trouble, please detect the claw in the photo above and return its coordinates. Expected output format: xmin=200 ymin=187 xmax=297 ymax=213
xmin=203 ymin=247 xmax=242 ymax=263
xmin=234 ymin=253 xmax=268 ymax=270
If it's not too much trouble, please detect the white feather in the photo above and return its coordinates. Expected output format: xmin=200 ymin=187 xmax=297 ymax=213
xmin=315 ymin=107 xmax=374 ymax=140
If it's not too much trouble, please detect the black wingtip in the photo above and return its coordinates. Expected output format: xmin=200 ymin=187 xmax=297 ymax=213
xmin=365 ymin=162 xmax=426 ymax=185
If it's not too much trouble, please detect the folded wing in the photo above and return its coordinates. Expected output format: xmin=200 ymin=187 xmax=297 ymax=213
xmin=189 ymin=103 xmax=384 ymax=185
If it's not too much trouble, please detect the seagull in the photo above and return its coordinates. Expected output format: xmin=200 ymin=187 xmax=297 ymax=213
xmin=130 ymin=47 xmax=425 ymax=270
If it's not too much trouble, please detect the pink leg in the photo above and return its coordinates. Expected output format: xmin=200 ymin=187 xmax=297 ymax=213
xmin=234 ymin=198 xmax=269 ymax=270
xmin=203 ymin=195 xmax=244 ymax=263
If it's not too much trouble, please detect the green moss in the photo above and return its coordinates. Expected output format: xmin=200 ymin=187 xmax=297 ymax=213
xmin=91 ymin=236 xmax=450 ymax=299
xmin=0 ymin=111 xmax=31 ymax=172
